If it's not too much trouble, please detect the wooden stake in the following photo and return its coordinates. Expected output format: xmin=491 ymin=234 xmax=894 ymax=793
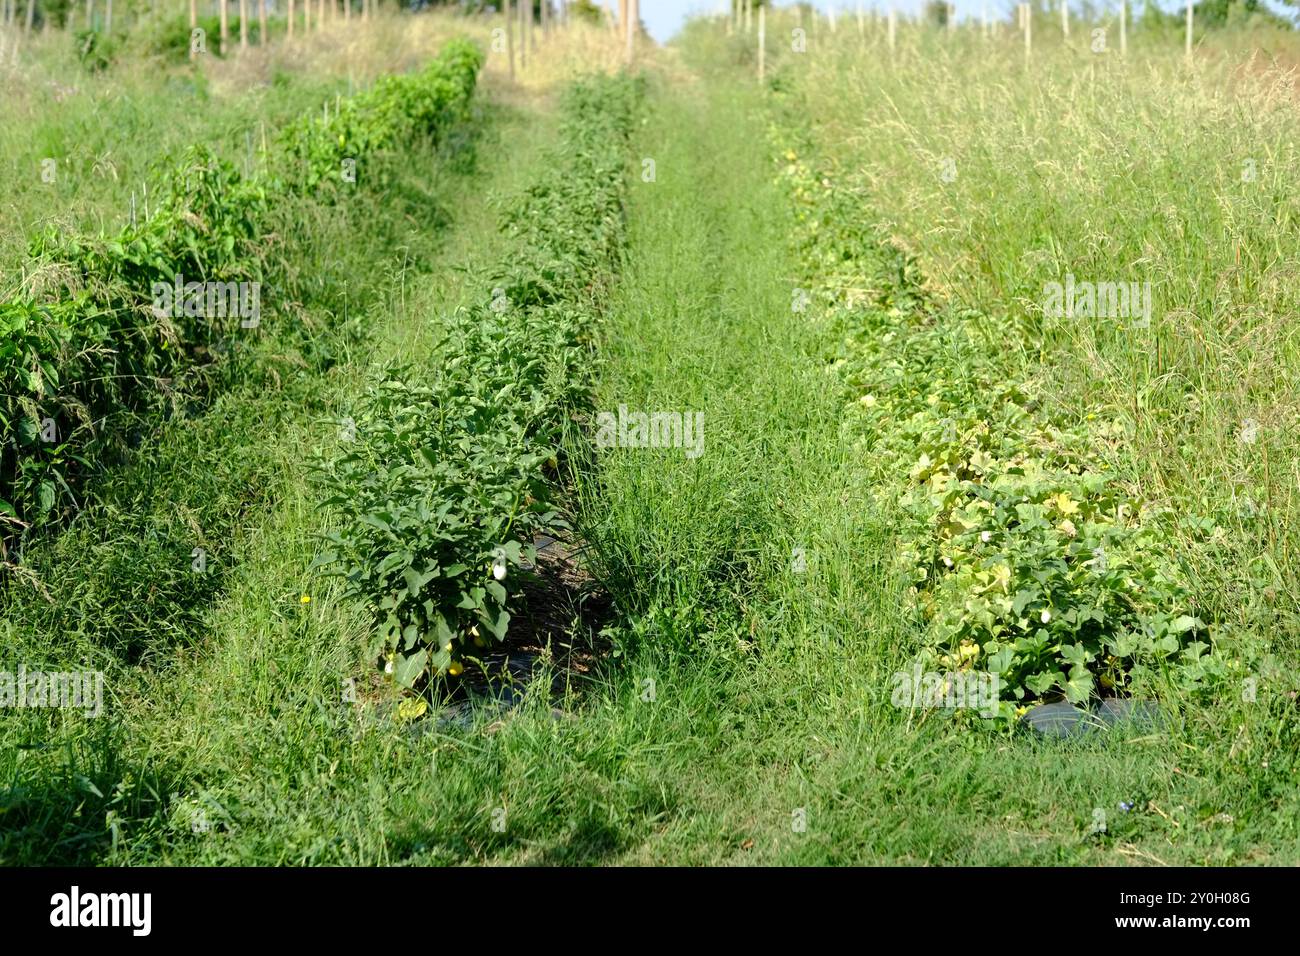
xmin=190 ymin=0 xmax=198 ymax=58
xmin=1061 ymin=0 xmax=1068 ymax=39
xmin=505 ymin=0 xmax=515 ymax=80
xmin=220 ymin=0 xmax=228 ymax=51
xmin=1024 ymin=3 xmax=1031 ymax=63
xmin=288 ymin=0 xmax=294 ymax=36
xmin=757 ymin=2 xmax=764 ymax=81
xmin=24 ymin=0 xmax=35 ymax=32
xmin=239 ymin=0 xmax=247 ymax=48
xmin=258 ymin=0 xmax=267 ymax=44
xmin=625 ymin=0 xmax=635 ymax=65
xmin=888 ymin=6 xmax=896 ymax=53
xmin=518 ymin=0 xmax=526 ymax=69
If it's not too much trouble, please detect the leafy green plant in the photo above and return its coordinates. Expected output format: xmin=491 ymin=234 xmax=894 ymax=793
xmin=774 ymin=138 xmax=1223 ymax=716
xmin=313 ymin=370 xmax=554 ymax=683
xmin=273 ymin=39 xmax=482 ymax=197
xmin=74 ymin=29 xmax=121 ymax=73
xmin=0 ymin=39 xmax=484 ymax=538
xmin=314 ymin=74 xmax=642 ymax=688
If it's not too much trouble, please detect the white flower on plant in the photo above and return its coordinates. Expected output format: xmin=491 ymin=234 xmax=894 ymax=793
xmin=980 ymin=531 xmax=992 ymax=543
xmin=1040 ymin=609 xmax=1052 ymax=624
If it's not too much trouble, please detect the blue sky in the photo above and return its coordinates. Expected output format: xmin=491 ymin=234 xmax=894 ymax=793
xmin=618 ymin=0 xmax=1296 ymax=43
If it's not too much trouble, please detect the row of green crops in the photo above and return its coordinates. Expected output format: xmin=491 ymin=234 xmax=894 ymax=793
xmin=0 ymin=39 xmax=483 ymax=541
xmin=772 ymin=130 xmax=1241 ymax=718
xmin=313 ymin=73 xmax=642 ymax=689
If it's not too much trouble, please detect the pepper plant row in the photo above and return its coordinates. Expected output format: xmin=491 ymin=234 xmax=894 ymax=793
xmin=0 ymin=39 xmax=483 ymax=539
xmin=313 ymin=74 xmax=642 ymax=688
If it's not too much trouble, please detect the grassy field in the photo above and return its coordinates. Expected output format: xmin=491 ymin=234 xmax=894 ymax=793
xmin=1 ymin=6 xmax=1298 ymax=867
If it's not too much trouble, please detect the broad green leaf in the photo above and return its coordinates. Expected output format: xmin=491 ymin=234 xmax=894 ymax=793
xmin=393 ymin=649 xmax=427 ymax=689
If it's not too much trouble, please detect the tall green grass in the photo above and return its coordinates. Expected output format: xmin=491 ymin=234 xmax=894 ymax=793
xmin=737 ymin=15 xmax=1300 ymax=694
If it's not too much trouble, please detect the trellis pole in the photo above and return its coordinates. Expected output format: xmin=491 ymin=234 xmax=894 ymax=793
xmin=505 ymin=0 xmax=515 ymax=80
xmin=1023 ymin=3 xmax=1031 ymax=64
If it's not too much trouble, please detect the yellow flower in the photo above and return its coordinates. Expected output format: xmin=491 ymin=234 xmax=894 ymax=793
xmin=300 ymin=594 xmax=311 ymax=604
xmin=1051 ymin=492 xmax=1080 ymax=516
xmin=448 ymin=661 xmax=464 ymax=677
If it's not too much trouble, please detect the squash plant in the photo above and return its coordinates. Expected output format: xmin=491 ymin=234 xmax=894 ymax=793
xmin=774 ymin=133 xmax=1224 ymax=715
